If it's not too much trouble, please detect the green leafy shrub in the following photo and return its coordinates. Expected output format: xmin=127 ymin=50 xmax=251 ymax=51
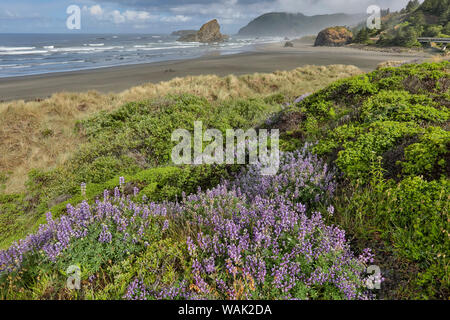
xmin=402 ymin=127 xmax=450 ymax=178
xmin=0 ymin=194 xmax=34 ymax=250
xmin=77 ymin=156 xmax=140 ymax=184
xmin=30 ymin=94 xmax=278 ymax=207
xmin=87 ymin=239 xmax=191 ymax=300
xmin=271 ymin=61 xmax=450 ymax=299
xmin=360 ymin=90 xmax=448 ymax=123
xmin=324 ymin=121 xmax=422 ymax=180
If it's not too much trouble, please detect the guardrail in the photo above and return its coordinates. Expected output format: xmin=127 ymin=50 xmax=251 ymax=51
xmin=417 ymin=37 xmax=450 ymax=44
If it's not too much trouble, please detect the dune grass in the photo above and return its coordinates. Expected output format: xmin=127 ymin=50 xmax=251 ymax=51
xmin=0 ymin=65 xmax=361 ymax=193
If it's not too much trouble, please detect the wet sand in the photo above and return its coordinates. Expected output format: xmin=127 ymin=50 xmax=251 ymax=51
xmin=0 ymin=40 xmax=431 ymax=102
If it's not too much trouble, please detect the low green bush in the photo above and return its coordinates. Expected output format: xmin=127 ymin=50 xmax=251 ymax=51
xmin=317 ymin=121 xmax=422 ymax=180
xmin=360 ymin=90 xmax=448 ymax=123
xmin=336 ymin=175 xmax=449 ymax=299
xmin=402 ymin=127 xmax=450 ymax=178
xmin=86 ymin=239 xmax=191 ymax=300
xmin=270 ymin=61 xmax=450 ymax=299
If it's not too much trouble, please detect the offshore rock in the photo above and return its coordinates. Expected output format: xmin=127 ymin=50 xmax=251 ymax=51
xmin=178 ymin=19 xmax=228 ymax=43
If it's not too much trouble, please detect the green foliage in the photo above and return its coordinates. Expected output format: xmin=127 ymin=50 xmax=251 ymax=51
xmin=0 ymin=93 xmax=278 ymax=248
xmin=402 ymin=127 xmax=450 ymax=178
xmin=382 ymin=25 xmax=421 ymax=48
xmin=295 ymin=62 xmax=450 ymax=184
xmin=45 ymin=94 xmax=276 ymax=199
xmin=333 ymin=174 xmax=449 ymax=299
xmin=0 ymin=196 xmax=190 ymax=300
xmin=444 ymin=22 xmax=450 ymax=36
xmin=353 ymin=27 xmax=370 ymax=44
xmin=275 ymin=61 xmax=450 ymax=298
xmin=332 ymin=121 xmax=422 ymax=180
xmin=238 ymin=12 xmax=364 ymax=37
xmin=360 ymin=0 xmax=450 ymax=48
xmin=0 ymin=194 xmax=35 ymax=250
xmin=419 ymin=0 xmax=450 ymax=16
xmin=0 ymin=172 xmax=8 ymax=192
xmin=77 ymin=156 xmax=140 ymax=184
xmin=423 ymin=25 xmax=443 ymax=37
xmin=381 ymin=177 xmax=448 ymax=264
xmin=2 ymin=61 xmax=449 ymax=300
xmin=360 ymin=90 xmax=448 ymax=123
xmin=87 ymin=239 xmax=190 ymax=300
xmin=54 ymin=221 xmax=147 ymax=275
xmin=0 ymin=161 xmax=237 ymax=250
xmin=405 ymin=0 xmax=421 ymax=13
xmin=380 ymin=176 xmax=448 ymax=298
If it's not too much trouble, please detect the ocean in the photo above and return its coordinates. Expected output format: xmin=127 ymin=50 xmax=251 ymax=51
xmin=0 ymin=33 xmax=281 ymax=78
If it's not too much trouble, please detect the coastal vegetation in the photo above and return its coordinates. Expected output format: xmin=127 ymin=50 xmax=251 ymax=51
xmin=0 ymin=61 xmax=448 ymax=300
xmin=0 ymin=65 xmax=361 ymax=194
xmin=276 ymin=61 xmax=449 ymax=298
xmin=352 ymin=0 xmax=449 ymax=48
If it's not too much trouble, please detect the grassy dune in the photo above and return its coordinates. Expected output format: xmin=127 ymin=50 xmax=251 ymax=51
xmin=0 ymin=64 xmax=361 ymax=193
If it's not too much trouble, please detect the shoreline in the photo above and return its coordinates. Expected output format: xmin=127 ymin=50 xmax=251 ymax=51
xmin=0 ymin=40 xmax=432 ymax=102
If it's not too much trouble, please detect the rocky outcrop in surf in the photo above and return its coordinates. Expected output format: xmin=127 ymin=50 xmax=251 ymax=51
xmin=178 ymin=19 xmax=228 ymax=43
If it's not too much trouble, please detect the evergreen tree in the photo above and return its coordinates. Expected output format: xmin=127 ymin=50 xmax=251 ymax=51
xmin=395 ymin=26 xmax=419 ymax=47
xmin=444 ymin=22 xmax=450 ymax=36
xmin=423 ymin=25 xmax=443 ymax=37
xmin=439 ymin=7 xmax=450 ymax=26
xmin=406 ymin=0 xmax=420 ymax=13
xmin=420 ymin=0 xmax=449 ymax=16
xmin=409 ymin=11 xmax=426 ymax=27
xmin=354 ymin=27 xmax=370 ymax=43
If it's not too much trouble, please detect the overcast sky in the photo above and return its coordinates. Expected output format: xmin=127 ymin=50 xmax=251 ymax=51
xmin=0 ymin=0 xmax=416 ymax=34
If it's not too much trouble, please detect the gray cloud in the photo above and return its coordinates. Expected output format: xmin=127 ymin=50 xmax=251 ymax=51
xmin=0 ymin=0 xmax=418 ymax=34
xmin=85 ymin=0 xmax=415 ymax=33
xmin=92 ymin=0 xmax=413 ymax=14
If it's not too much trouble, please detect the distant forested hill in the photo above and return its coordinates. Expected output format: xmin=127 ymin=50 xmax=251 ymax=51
xmin=238 ymin=12 xmax=365 ymax=37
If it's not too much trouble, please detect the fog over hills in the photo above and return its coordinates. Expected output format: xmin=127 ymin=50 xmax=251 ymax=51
xmin=238 ymin=12 xmax=367 ymax=37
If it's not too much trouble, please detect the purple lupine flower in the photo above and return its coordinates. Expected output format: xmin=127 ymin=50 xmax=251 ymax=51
xmin=123 ymin=278 xmax=148 ymax=300
xmin=294 ymin=93 xmax=312 ymax=104
xmin=162 ymin=220 xmax=169 ymax=232
xmin=327 ymin=205 xmax=335 ymax=216
xmin=103 ymin=189 xmax=109 ymax=202
xmin=81 ymin=182 xmax=87 ymax=198
xmin=98 ymin=225 xmax=112 ymax=243
xmin=114 ymin=187 xmax=120 ymax=199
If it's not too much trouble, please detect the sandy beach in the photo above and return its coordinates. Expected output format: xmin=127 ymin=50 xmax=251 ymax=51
xmin=0 ymin=39 xmax=431 ymax=102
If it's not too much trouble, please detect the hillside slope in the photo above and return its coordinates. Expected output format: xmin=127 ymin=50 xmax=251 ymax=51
xmin=273 ymin=61 xmax=449 ymax=298
xmin=352 ymin=0 xmax=450 ymax=47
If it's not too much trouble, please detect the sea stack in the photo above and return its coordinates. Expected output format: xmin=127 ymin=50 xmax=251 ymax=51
xmin=177 ymin=19 xmax=229 ymax=43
